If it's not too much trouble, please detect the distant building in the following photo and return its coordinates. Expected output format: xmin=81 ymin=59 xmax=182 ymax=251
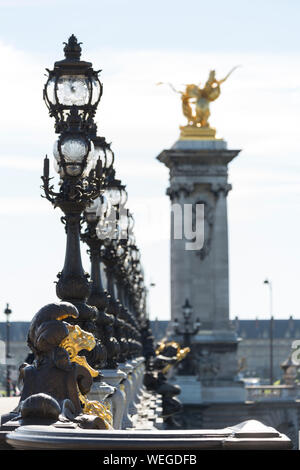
xmin=233 ymin=316 xmax=300 ymax=381
xmin=150 ymin=317 xmax=300 ymax=381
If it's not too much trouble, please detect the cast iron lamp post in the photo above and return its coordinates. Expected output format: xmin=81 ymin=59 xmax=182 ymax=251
xmin=100 ymin=238 xmax=130 ymax=364
xmin=89 ymin=125 xmax=115 ymax=180
xmin=82 ymin=194 xmax=122 ymax=369
xmin=105 ymin=169 xmax=128 ymax=212
xmin=4 ymin=303 xmax=12 ymax=397
xmin=43 ymin=34 xmax=102 ymax=134
xmin=41 ymin=35 xmax=110 ymax=370
xmin=42 ymin=36 xmax=105 ymax=310
xmin=96 ymin=195 xmax=143 ymax=359
xmin=82 ymin=180 xmax=142 ymax=364
xmin=173 ymin=299 xmax=201 ymax=375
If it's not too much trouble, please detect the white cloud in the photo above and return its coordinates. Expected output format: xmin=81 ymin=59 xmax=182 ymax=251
xmin=0 ymin=197 xmax=47 ymax=214
xmin=0 ymin=156 xmax=41 ymax=171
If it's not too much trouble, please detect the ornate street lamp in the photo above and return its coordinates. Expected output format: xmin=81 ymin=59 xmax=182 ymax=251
xmin=182 ymin=298 xmax=193 ymax=320
xmin=81 ymin=196 xmax=121 ymax=369
xmin=41 ymin=36 xmax=109 ymax=371
xmin=4 ymin=303 xmax=12 ymax=397
xmin=89 ymin=124 xmax=115 ymax=181
xmin=100 ymin=241 xmax=130 ymax=364
xmin=173 ymin=299 xmax=201 ymax=375
xmin=90 ymin=192 xmax=143 ymax=359
xmin=52 ymin=122 xmax=95 ymax=178
xmin=105 ymin=168 xmax=128 ymax=209
xmin=43 ymin=34 xmax=102 ymax=134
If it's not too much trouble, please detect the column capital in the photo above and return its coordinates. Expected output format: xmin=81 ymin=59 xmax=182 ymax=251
xmin=166 ymin=182 xmax=195 ymax=200
xmin=210 ymin=182 xmax=232 ymax=197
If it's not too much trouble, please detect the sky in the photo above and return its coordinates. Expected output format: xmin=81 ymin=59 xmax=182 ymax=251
xmin=0 ymin=0 xmax=299 ymax=322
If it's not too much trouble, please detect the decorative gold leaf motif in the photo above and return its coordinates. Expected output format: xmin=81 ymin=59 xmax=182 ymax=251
xmin=60 ymin=323 xmax=113 ymax=428
xmin=156 ymin=341 xmax=190 ymax=374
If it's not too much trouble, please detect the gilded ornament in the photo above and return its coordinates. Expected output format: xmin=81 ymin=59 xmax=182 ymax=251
xmin=60 ymin=323 xmax=113 ymax=428
xmin=157 ymin=66 xmax=239 ymax=140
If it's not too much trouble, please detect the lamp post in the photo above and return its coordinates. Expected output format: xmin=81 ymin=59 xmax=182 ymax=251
xmin=82 ymin=179 xmax=144 ymax=366
xmin=173 ymin=299 xmax=201 ymax=375
xmin=82 ymin=194 xmax=121 ymax=369
xmin=264 ymin=278 xmax=274 ymax=384
xmin=43 ymin=34 xmax=102 ymax=135
xmin=97 ymin=176 xmax=131 ymax=363
xmin=4 ymin=303 xmax=12 ymax=397
xmin=41 ymin=35 xmax=110 ymax=370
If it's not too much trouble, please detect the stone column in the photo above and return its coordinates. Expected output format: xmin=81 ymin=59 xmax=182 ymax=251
xmin=157 ymin=137 xmax=243 ymax=386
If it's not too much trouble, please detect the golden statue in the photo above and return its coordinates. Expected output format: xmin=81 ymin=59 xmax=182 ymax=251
xmin=158 ymin=66 xmax=238 ymax=140
xmin=155 ymin=340 xmax=190 ymax=374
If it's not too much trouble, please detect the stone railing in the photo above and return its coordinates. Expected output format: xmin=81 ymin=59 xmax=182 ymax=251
xmin=87 ymin=356 xmax=164 ymax=431
xmin=245 ymin=384 xmax=299 ymax=402
xmin=5 ymin=418 xmax=292 ymax=450
xmin=0 ymin=376 xmax=293 ymax=450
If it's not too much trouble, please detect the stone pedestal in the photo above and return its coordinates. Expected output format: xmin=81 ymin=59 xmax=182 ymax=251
xmin=133 ymin=358 xmax=146 ymax=405
xmin=157 ymin=135 xmax=242 ymax=386
xmin=100 ymin=369 xmax=127 ymax=430
xmin=87 ymin=381 xmax=115 ymax=404
xmin=170 ymin=375 xmax=203 ymax=404
xmin=127 ymin=360 xmax=140 ymax=415
xmin=118 ymin=362 xmax=134 ymax=429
